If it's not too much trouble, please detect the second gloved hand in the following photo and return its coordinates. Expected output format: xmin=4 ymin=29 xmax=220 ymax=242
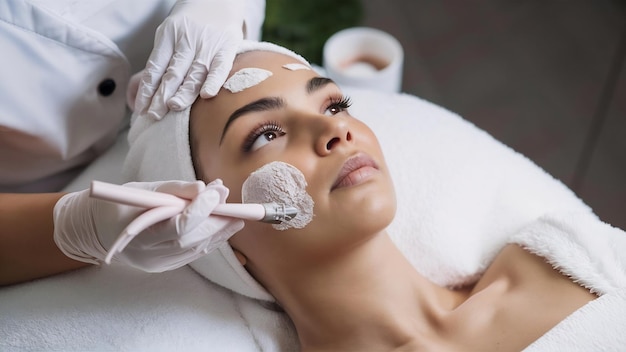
xmin=53 ymin=180 xmax=244 ymax=272
xmin=135 ymin=0 xmax=246 ymax=120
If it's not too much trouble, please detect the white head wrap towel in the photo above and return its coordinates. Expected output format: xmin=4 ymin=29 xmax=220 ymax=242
xmin=123 ymin=41 xmax=311 ymax=302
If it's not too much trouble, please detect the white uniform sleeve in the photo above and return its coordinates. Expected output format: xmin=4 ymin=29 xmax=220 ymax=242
xmin=0 ymin=0 xmax=176 ymax=192
xmin=0 ymin=0 xmax=129 ymax=192
xmin=242 ymin=0 xmax=266 ymax=41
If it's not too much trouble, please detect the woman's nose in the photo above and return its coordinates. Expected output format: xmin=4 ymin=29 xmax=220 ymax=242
xmin=314 ymin=117 xmax=352 ymax=156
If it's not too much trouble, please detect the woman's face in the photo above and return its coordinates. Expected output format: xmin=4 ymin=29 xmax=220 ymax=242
xmin=190 ymin=50 xmax=396 ymax=289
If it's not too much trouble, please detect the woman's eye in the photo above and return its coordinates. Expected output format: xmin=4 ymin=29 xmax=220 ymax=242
xmin=243 ymin=122 xmax=286 ymax=152
xmin=250 ymin=131 xmax=281 ymax=151
xmin=324 ymin=105 xmax=342 ymax=116
xmin=323 ymin=96 xmax=352 ymax=116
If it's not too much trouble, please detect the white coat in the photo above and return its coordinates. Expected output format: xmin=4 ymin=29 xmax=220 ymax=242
xmin=0 ymin=0 xmax=264 ymax=192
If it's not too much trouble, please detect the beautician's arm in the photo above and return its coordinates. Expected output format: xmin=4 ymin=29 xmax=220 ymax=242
xmin=0 ymin=193 xmax=89 ymax=286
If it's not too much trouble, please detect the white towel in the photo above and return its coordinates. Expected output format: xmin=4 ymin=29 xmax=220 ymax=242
xmin=346 ymin=88 xmax=594 ymax=288
xmin=2 ymin=88 xmax=623 ymax=351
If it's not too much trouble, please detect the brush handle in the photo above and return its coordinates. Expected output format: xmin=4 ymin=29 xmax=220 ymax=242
xmin=90 ymin=180 xmax=266 ymax=221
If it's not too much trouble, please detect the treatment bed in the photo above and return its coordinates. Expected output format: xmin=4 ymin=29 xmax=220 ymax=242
xmin=1 ymin=87 xmax=625 ymax=351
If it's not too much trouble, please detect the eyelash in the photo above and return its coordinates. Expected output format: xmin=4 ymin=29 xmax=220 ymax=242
xmin=241 ymin=94 xmax=353 ymax=152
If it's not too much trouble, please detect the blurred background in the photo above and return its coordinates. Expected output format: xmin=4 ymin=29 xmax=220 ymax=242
xmin=263 ymin=0 xmax=626 ymax=230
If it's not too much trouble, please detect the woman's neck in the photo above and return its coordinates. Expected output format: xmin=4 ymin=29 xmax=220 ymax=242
xmin=274 ymin=233 xmax=466 ymax=351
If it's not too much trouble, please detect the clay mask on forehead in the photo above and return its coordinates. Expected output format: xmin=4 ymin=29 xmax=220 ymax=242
xmin=282 ymin=63 xmax=311 ymax=71
xmin=222 ymin=63 xmax=312 ymax=93
xmin=223 ymin=68 xmax=273 ymax=93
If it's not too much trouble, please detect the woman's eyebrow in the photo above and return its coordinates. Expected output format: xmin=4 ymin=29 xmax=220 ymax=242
xmin=307 ymin=77 xmax=335 ymax=94
xmin=219 ymin=77 xmax=336 ymax=145
xmin=220 ymin=97 xmax=284 ymax=145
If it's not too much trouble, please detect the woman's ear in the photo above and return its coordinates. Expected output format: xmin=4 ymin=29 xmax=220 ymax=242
xmin=233 ymin=248 xmax=247 ymax=266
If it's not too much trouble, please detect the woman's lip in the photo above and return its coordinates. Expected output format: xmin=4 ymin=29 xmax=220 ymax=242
xmin=331 ymin=154 xmax=379 ymax=190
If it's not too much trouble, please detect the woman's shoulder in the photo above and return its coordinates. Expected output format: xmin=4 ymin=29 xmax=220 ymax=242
xmin=438 ymin=244 xmax=597 ymax=351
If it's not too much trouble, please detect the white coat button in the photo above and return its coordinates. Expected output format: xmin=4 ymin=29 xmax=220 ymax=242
xmin=98 ymin=79 xmax=116 ymax=96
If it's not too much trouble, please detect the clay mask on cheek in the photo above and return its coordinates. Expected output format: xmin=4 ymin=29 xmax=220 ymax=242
xmin=241 ymin=161 xmax=314 ymax=230
xmin=223 ymin=68 xmax=273 ymax=93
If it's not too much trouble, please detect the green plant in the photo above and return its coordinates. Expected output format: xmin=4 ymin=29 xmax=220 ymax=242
xmin=262 ymin=0 xmax=363 ymax=65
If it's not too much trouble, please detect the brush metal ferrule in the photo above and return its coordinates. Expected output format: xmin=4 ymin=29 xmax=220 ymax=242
xmin=261 ymin=202 xmax=298 ymax=224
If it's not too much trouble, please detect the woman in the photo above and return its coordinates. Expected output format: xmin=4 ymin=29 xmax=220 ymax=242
xmin=166 ymin=45 xmax=597 ymax=350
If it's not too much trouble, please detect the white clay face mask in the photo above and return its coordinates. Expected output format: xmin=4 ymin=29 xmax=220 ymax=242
xmin=282 ymin=63 xmax=311 ymax=71
xmin=242 ymin=161 xmax=314 ymax=230
xmin=223 ymin=68 xmax=273 ymax=93
xmin=223 ymin=63 xmax=312 ymax=94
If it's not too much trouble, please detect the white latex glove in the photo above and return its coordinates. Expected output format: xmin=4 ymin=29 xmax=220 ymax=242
xmin=135 ymin=0 xmax=246 ymax=120
xmin=53 ymin=180 xmax=244 ymax=272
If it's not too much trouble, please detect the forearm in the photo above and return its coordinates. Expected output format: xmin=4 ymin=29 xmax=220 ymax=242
xmin=0 ymin=193 xmax=89 ymax=286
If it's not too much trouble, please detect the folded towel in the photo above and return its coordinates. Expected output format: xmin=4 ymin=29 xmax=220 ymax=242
xmin=345 ymin=88 xmax=594 ymax=288
xmin=2 ymin=88 xmax=620 ymax=351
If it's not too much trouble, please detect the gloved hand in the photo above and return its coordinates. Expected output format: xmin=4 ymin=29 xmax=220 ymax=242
xmin=135 ymin=0 xmax=246 ymax=120
xmin=53 ymin=180 xmax=244 ymax=272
